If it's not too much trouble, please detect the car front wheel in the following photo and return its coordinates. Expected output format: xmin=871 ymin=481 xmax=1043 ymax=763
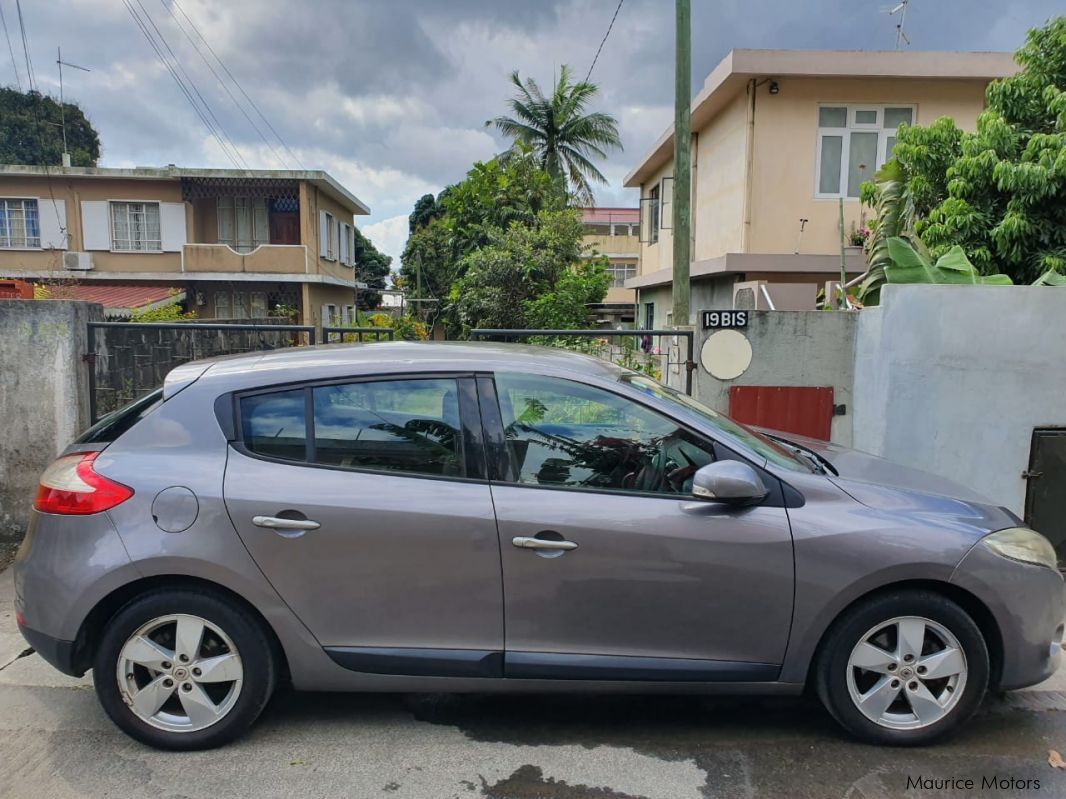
xmin=815 ymin=590 xmax=989 ymax=745
xmin=93 ymin=588 xmax=277 ymax=750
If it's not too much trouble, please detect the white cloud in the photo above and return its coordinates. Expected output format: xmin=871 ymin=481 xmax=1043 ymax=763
xmin=361 ymin=214 xmax=410 ymax=266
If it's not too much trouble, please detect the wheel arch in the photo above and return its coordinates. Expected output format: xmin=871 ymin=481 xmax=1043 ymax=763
xmin=806 ymin=579 xmax=1004 ymax=690
xmin=70 ymin=574 xmax=291 ymax=683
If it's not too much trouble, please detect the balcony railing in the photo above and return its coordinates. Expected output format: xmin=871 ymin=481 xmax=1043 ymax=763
xmin=182 ymin=243 xmax=308 ymax=274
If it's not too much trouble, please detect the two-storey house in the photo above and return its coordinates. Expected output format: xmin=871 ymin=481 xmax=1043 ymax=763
xmin=0 ymin=165 xmax=370 ymax=327
xmin=623 ymin=49 xmax=1017 ymax=325
xmin=582 ymin=206 xmax=639 ymax=326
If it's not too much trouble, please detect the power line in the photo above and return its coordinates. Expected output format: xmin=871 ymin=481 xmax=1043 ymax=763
xmin=14 ymin=0 xmax=32 ymax=87
xmin=131 ymin=0 xmax=248 ymax=168
xmin=168 ymin=0 xmax=305 ymax=170
xmin=157 ymin=0 xmax=288 ymax=168
xmin=122 ymin=0 xmax=245 ymax=169
xmin=0 ymin=1 xmax=22 ymax=90
xmin=585 ymin=0 xmax=624 ymax=82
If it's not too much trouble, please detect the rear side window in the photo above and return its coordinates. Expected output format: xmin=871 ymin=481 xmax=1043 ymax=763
xmin=240 ymin=389 xmax=306 ymax=461
xmin=77 ymin=389 xmax=163 ymax=445
xmin=312 ymin=379 xmax=463 ymax=477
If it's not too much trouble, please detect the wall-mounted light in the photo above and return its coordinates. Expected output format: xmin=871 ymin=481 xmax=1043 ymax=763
xmin=768 ymin=81 xmax=780 ymax=95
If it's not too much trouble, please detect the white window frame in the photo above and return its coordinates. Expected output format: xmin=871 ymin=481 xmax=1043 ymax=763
xmin=605 ymin=261 xmax=637 ymax=288
xmin=814 ymin=104 xmax=915 ymax=199
xmin=217 ymin=196 xmax=269 ymax=253
xmin=0 ymin=197 xmax=41 ymax=249
xmin=109 ymin=200 xmax=162 ymax=252
xmin=324 ymin=213 xmax=337 ymax=261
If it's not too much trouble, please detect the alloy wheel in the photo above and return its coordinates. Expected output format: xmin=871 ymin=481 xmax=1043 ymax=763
xmin=845 ymin=615 xmax=967 ymax=730
xmin=115 ymin=613 xmax=244 ymax=733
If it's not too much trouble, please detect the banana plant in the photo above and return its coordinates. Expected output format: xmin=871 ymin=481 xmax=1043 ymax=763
xmin=854 ymin=161 xmax=918 ymax=305
xmin=885 ymin=238 xmax=1013 ymax=286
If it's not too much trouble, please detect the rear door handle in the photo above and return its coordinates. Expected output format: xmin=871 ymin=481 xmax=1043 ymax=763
xmin=512 ymin=536 xmax=578 ymax=551
xmin=252 ymin=515 xmax=321 ymax=531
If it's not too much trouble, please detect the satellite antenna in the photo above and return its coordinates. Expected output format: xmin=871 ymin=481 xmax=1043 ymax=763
xmin=889 ymin=1 xmax=911 ymax=50
xmin=56 ymin=47 xmax=91 ymax=167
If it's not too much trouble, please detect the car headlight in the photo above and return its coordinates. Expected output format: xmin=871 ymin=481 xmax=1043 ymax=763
xmin=981 ymin=527 xmax=1059 ymax=570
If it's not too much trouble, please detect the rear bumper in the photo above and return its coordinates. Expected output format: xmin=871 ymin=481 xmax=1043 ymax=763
xmin=16 ymin=623 xmax=82 ymax=677
xmin=952 ymin=541 xmax=1065 ymax=690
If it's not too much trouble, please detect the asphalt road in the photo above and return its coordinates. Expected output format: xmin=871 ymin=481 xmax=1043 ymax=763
xmin=3 ymin=567 xmax=1066 ymax=799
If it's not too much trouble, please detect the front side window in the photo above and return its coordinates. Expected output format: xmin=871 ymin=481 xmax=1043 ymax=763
xmin=0 ymin=198 xmax=40 ymax=248
xmin=816 ymin=105 xmax=914 ymax=198
xmin=648 ymin=183 xmax=660 ymax=243
xmin=605 ymin=261 xmax=637 ymax=288
xmin=110 ymin=201 xmax=161 ymax=251
xmin=312 ymin=379 xmax=463 ymax=477
xmin=494 ymin=373 xmax=716 ymax=496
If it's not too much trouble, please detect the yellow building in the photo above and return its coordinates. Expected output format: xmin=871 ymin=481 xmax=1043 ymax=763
xmin=623 ymin=49 xmax=1017 ymax=325
xmin=0 ymin=165 xmax=370 ymax=328
xmin=581 ymin=207 xmax=639 ymax=326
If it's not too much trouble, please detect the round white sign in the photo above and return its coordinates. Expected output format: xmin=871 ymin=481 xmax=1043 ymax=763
xmin=701 ymin=329 xmax=753 ymax=380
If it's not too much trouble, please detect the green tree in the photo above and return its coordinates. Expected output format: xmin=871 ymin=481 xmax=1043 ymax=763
xmin=0 ymin=88 xmax=101 ymax=166
xmin=451 ymin=209 xmax=608 ymax=332
xmin=862 ymin=17 xmax=1066 ymax=285
xmin=400 ymin=150 xmax=569 ymax=333
xmin=487 ymin=65 xmax=621 ymax=205
xmin=352 ymin=226 xmax=391 ymax=309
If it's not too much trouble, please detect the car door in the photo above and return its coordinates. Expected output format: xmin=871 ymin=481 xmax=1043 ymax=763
xmin=223 ymin=374 xmax=504 ymax=675
xmin=481 ymin=372 xmax=795 ymax=680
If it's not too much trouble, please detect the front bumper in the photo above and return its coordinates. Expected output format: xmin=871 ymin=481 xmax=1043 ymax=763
xmin=952 ymin=541 xmax=1066 ymax=690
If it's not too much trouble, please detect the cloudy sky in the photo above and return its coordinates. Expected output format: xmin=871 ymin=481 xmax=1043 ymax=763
xmin=4 ymin=0 xmax=1059 ymax=264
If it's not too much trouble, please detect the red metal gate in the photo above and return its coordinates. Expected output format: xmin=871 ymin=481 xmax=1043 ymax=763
xmin=729 ymin=386 xmax=835 ymax=441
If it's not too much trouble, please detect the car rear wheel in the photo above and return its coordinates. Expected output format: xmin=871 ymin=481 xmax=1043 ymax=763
xmin=815 ymin=590 xmax=989 ymax=745
xmin=93 ymin=588 xmax=277 ymax=750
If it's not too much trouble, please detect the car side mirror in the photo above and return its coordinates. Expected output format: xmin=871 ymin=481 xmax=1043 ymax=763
xmin=692 ymin=461 xmax=769 ymax=505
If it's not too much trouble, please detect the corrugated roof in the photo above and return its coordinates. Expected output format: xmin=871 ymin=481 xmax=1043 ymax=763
xmin=582 ymin=207 xmax=640 ymax=225
xmin=64 ymin=283 xmax=184 ymax=310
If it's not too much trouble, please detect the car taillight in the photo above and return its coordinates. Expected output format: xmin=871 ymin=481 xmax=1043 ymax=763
xmin=33 ymin=452 xmax=133 ymax=515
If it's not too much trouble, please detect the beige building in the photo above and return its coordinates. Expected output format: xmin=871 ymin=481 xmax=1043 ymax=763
xmin=0 ymin=165 xmax=370 ymax=328
xmin=623 ymin=48 xmax=1017 ymax=325
xmin=581 ymin=207 xmax=639 ymax=325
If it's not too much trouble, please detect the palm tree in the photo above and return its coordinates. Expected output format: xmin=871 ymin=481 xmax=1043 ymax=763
xmin=488 ymin=65 xmax=622 ymax=205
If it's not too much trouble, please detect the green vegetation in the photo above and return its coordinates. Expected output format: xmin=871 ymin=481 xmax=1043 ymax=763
xmin=129 ymin=293 xmax=196 ymax=322
xmin=0 ymin=88 xmax=100 ymax=166
xmin=858 ymin=17 xmax=1066 ymax=299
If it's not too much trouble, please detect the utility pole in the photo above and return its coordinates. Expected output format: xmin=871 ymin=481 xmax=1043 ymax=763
xmin=56 ymin=47 xmax=90 ymax=168
xmin=671 ymin=0 xmax=692 ymax=327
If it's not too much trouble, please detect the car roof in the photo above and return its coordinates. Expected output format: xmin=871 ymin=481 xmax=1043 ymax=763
xmin=166 ymin=340 xmax=628 ymax=396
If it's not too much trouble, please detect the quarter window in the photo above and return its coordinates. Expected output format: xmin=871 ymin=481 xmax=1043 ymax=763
xmin=0 ymin=198 xmax=40 ymax=248
xmin=240 ymin=389 xmax=307 ymax=462
xmin=494 ymin=373 xmax=715 ymax=496
xmin=816 ymin=105 xmax=914 ymax=198
xmin=312 ymin=379 xmax=464 ymax=477
xmin=110 ymin=201 xmax=161 ymax=251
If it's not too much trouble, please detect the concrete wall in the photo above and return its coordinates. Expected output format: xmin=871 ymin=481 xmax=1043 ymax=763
xmin=693 ymin=91 xmax=749 ymax=260
xmin=0 ymin=300 xmax=102 ymax=540
xmin=853 ymin=285 xmax=1066 ymax=516
xmin=694 ymin=309 xmax=857 ymax=445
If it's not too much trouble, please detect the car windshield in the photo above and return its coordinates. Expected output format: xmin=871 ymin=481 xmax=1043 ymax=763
xmin=619 ymin=374 xmax=812 ymax=472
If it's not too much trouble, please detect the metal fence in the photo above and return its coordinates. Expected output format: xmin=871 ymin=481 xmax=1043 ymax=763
xmin=321 ymin=326 xmax=396 ymax=344
xmin=469 ymin=328 xmax=696 ymax=395
xmin=85 ymin=321 xmax=316 ymax=423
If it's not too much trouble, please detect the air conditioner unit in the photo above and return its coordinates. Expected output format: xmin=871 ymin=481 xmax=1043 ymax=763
xmin=732 ymin=280 xmax=816 ymax=311
xmin=63 ymin=251 xmax=94 ymax=271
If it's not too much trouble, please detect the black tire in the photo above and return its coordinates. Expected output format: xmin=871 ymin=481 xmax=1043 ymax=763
xmin=92 ymin=588 xmax=277 ymax=750
xmin=815 ymin=589 xmax=989 ymax=746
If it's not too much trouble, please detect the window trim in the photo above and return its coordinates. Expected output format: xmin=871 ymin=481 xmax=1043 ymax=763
xmin=108 ymin=199 xmax=163 ymax=253
xmin=482 ymin=371 xmax=787 ymax=505
xmin=0 ymin=197 xmax=42 ymax=250
xmin=231 ymin=372 xmax=487 ymax=484
xmin=813 ymin=103 xmax=916 ymax=200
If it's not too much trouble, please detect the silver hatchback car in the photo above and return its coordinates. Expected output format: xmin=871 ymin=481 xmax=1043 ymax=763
xmin=14 ymin=342 xmax=1064 ymax=750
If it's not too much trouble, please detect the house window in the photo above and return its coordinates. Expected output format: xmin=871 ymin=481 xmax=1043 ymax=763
xmin=648 ymin=183 xmax=660 ymax=244
xmin=644 ymin=302 xmax=655 ymax=330
xmin=816 ymin=105 xmax=914 ymax=198
xmin=218 ymin=197 xmax=269 ymax=253
xmin=605 ymin=262 xmax=637 ymax=288
xmin=110 ymin=202 xmax=161 ymax=251
xmin=215 ymin=291 xmax=231 ymax=319
xmin=249 ymin=291 xmax=268 ymax=318
xmin=0 ymin=199 xmax=40 ymax=248
xmin=325 ymin=214 xmax=337 ymax=260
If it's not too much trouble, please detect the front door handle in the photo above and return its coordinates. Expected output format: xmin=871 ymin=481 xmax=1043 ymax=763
xmin=252 ymin=515 xmax=321 ymax=531
xmin=512 ymin=536 xmax=578 ymax=551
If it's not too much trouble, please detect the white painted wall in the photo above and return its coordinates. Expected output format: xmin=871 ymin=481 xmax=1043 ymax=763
xmin=853 ymin=285 xmax=1066 ymax=515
